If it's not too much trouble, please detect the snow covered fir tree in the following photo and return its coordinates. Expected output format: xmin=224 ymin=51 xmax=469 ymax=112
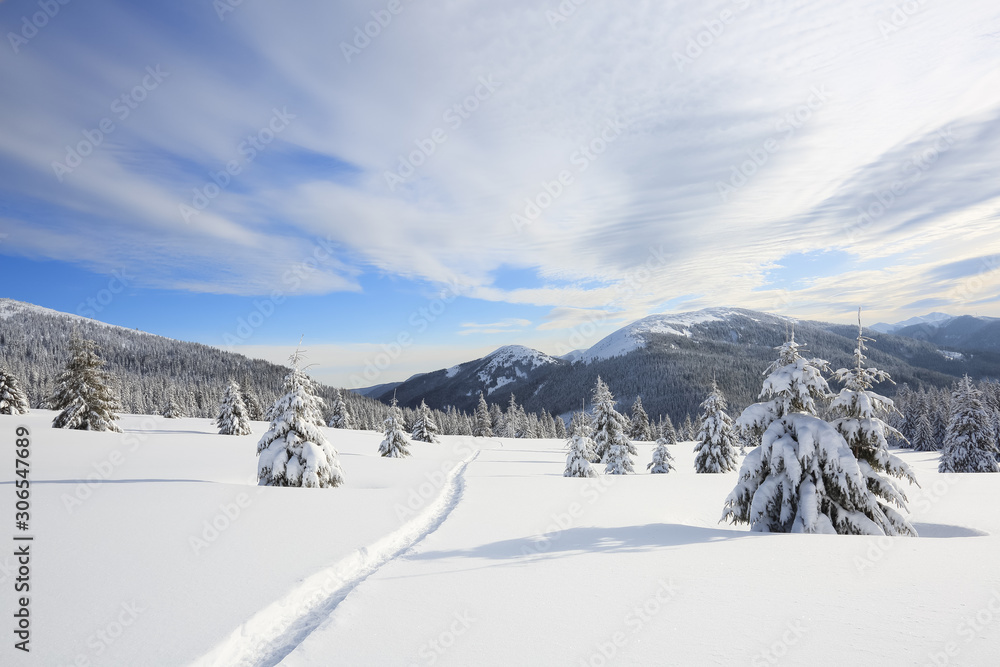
xmin=50 ymin=333 xmax=121 ymax=432
xmin=0 ymin=364 xmax=30 ymax=415
xmin=910 ymin=413 xmax=937 ymax=452
xmin=828 ymin=314 xmax=918 ymax=536
xmin=257 ymin=353 xmax=345 ymax=488
xmin=629 ymin=396 xmax=653 ymax=441
xmin=564 ymin=412 xmax=597 ymax=478
xmin=591 ymin=377 xmax=635 ymax=474
xmin=162 ymin=388 xmax=186 ymax=419
xmin=327 ymin=388 xmax=353 ymax=429
xmin=217 ymin=380 xmax=253 ymax=436
xmin=693 ymin=381 xmax=740 ymax=473
xmin=939 ymin=375 xmax=999 ymax=473
xmin=722 ymin=330 xmax=910 ymax=535
xmin=647 ymin=434 xmax=676 ymax=474
xmin=473 ymin=392 xmax=493 ymax=437
xmin=379 ymin=397 xmax=412 ymax=458
xmin=411 ymin=399 xmax=440 ymax=443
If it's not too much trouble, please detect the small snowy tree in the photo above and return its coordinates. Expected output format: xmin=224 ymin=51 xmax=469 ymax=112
xmin=939 ymin=375 xmax=999 ymax=473
xmin=681 ymin=415 xmax=695 ymax=441
xmin=659 ymin=414 xmax=678 ymax=444
xmin=411 ymin=399 xmax=440 ymax=443
xmin=723 ymin=334 xmax=894 ymax=534
xmin=647 ymin=435 xmax=676 ymax=474
xmin=911 ymin=413 xmax=937 ymax=452
xmin=829 ymin=314 xmax=918 ymax=536
xmin=217 ymin=380 xmax=253 ymax=436
xmin=51 ymin=334 xmax=121 ymax=432
xmin=327 ymin=388 xmax=352 ymax=429
xmin=569 ymin=410 xmax=597 ymax=462
xmin=473 ymin=392 xmax=493 ymax=437
xmin=591 ymin=377 xmax=634 ymax=474
xmin=379 ymin=397 xmax=412 ymax=458
xmin=257 ymin=354 xmax=345 ymax=488
xmin=693 ymin=381 xmax=740 ymax=473
xmin=0 ymin=364 xmax=30 ymax=415
xmin=564 ymin=413 xmax=597 ymax=478
xmin=629 ymin=396 xmax=652 ymax=441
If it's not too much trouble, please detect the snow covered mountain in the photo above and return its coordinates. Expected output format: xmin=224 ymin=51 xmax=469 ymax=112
xmin=871 ymin=312 xmax=955 ymax=334
xmin=381 ymin=306 xmax=1000 ymax=421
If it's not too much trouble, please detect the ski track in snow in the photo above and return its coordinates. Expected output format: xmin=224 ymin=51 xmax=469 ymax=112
xmin=192 ymin=450 xmax=481 ymax=667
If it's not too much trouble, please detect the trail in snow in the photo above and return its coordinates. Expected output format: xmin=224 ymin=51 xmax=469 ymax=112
xmin=192 ymin=450 xmax=480 ymax=667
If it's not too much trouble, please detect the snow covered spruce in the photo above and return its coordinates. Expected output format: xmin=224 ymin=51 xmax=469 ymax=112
xmin=162 ymin=389 xmax=186 ymax=419
xmin=411 ymin=399 xmax=441 ymax=443
xmin=217 ymin=380 xmax=253 ymax=436
xmin=939 ymin=375 xmax=1000 ymax=473
xmin=0 ymin=364 xmax=30 ymax=415
xmin=648 ymin=434 xmax=676 ymax=474
xmin=564 ymin=411 xmax=598 ymax=478
xmin=327 ymin=388 xmax=352 ymax=429
xmin=379 ymin=397 xmax=412 ymax=458
xmin=50 ymin=333 xmax=121 ymax=432
xmin=629 ymin=396 xmax=653 ymax=441
xmin=257 ymin=356 xmax=345 ymax=488
xmin=692 ymin=380 xmax=740 ymax=473
xmin=721 ymin=323 xmax=918 ymax=536
xmin=473 ymin=392 xmax=493 ymax=437
xmin=591 ymin=376 xmax=636 ymax=474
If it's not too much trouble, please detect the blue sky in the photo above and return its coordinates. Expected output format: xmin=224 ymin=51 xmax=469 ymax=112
xmin=2 ymin=0 xmax=1000 ymax=387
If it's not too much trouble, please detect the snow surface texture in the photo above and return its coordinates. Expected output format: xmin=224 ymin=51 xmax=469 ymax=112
xmin=3 ymin=411 xmax=999 ymax=665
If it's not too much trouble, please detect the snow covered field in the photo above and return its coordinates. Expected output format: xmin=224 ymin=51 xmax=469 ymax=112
xmin=3 ymin=411 xmax=999 ymax=666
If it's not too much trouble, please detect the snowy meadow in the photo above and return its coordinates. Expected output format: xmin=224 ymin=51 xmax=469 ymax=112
xmin=2 ymin=408 xmax=999 ymax=666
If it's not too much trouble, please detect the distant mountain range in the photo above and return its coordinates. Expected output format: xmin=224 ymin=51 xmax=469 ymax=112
xmin=370 ymin=307 xmax=1000 ymax=421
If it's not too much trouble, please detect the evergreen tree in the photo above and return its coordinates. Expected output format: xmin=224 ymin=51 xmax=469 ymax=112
xmin=591 ymin=377 xmax=634 ymax=474
xmin=554 ymin=415 xmax=567 ymax=439
xmin=681 ymin=414 xmax=695 ymax=441
xmin=647 ymin=435 xmax=676 ymax=474
xmin=257 ymin=354 xmax=345 ymax=488
xmin=162 ymin=388 xmax=186 ymax=419
xmin=629 ymin=396 xmax=652 ymax=441
xmin=327 ymin=388 xmax=352 ymax=429
xmin=241 ymin=376 xmax=264 ymax=421
xmin=379 ymin=397 xmax=412 ymax=458
xmin=829 ymin=314 xmax=917 ymax=536
xmin=660 ymin=414 xmax=677 ymax=444
xmin=501 ymin=394 xmax=521 ymax=438
xmin=0 ymin=364 xmax=30 ymax=415
xmin=411 ymin=399 xmax=440 ymax=443
xmin=564 ymin=414 xmax=597 ymax=478
xmin=939 ymin=375 xmax=999 ymax=473
xmin=473 ymin=392 xmax=493 ymax=437
xmin=723 ymin=334 xmax=890 ymax=534
xmin=217 ymin=380 xmax=253 ymax=436
xmin=911 ymin=413 xmax=937 ymax=452
xmin=50 ymin=334 xmax=121 ymax=432
xmin=693 ymin=381 xmax=740 ymax=473
xmin=569 ymin=410 xmax=597 ymax=462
